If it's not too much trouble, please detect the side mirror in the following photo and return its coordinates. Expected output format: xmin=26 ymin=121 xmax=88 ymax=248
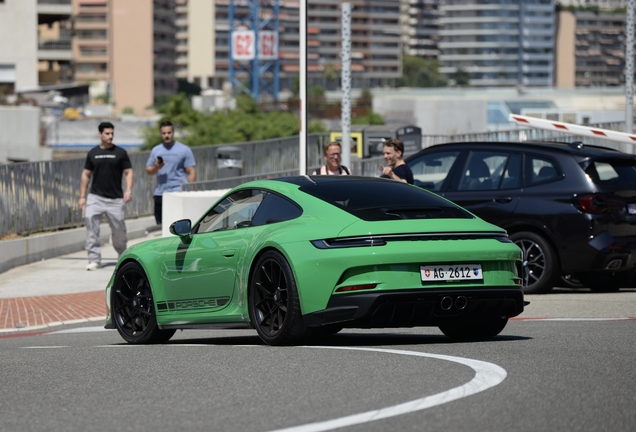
xmin=169 ymin=219 xmax=192 ymax=238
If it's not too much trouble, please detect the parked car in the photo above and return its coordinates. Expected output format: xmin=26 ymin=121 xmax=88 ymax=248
xmin=405 ymin=141 xmax=636 ymax=294
xmin=105 ymin=176 xmax=524 ymax=345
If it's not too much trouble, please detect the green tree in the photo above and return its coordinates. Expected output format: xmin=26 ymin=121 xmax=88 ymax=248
xmin=322 ymin=62 xmax=339 ymax=89
xmin=143 ymin=93 xmax=325 ymax=149
xmin=352 ymin=110 xmax=385 ymax=125
xmin=177 ymin=79 xmax=202 ymax=97
xmin=397 ymin=56 xmax=448 ymax=88
xmin=453 ymin=68 xmax=471 ymax=87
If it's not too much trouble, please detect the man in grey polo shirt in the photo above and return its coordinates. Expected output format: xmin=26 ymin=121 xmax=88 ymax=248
xmin=145 ymin=121 xmax=196 ymax=225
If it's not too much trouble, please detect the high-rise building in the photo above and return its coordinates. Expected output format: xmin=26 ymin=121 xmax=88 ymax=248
xmin=176 ymin=0 xmax=402 ymax=96
xmin=72 ymin=0 xmax=177 ymax=113
xmin=401 ymin=0 xmax=441 ymax=58
xmin=438 ymin=0 xmax=555 ymax=87
xmin=1 ymin=0 xmax=74 ymax=93
xmin=558 ymin=0 xmax=627 ymax=9
xmin=556 ymin=9 xmax=630 ymax=88
xmin=37 ymin=0 xmax=74 ymax=86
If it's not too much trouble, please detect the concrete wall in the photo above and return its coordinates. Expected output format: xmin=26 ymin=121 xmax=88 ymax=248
xmin=0 ymin=217 xmax=156 ymax=275
xmin=162 ymin=190 xmax=230 ymax=237
xmin=0 ymin=106 xmax=52 ymax=163
xmin=373 ymin=96 xmax=487 ymax=135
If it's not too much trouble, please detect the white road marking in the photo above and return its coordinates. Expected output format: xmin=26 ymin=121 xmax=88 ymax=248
xmin=47 ymin=327 xmax=111 ymax=334
xmin=267 ymin=346 xmax=506 ymax=432
xmin=21 ymin=346 xmax=69 ymax=349
xmin=512 ymin=317 xmax=636 ymax=321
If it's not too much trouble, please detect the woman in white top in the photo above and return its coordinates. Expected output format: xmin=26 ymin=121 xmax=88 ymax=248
xmin=312 ymin=142 xmax=351 ymax=175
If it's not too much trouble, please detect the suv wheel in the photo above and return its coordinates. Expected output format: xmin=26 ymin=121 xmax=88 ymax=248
xmin=510 ymin=232 xmax=558 ymax=294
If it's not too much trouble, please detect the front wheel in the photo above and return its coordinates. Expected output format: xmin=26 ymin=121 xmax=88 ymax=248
xmin=510 ymin=231 xmax=558 ymax=294
xmin=439 ymin=318 xmax=508 ymax=341
xmin=248 ymin=251 xmax=311 ymax=346
xmin=112 ymin=262 xmax=176 ymax=344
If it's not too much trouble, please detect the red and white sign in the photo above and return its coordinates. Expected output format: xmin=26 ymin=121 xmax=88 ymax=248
xmin=259 ymin=31 xmax=278 ymax=60
xmin=231 ymin=30 xmax=278 ymax=61
xmin=232 ymin=30 xmax=255 ymax=60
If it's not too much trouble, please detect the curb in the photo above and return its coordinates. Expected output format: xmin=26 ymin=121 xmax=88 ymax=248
xmin=0 ymin=316 xmax=107 ymax=335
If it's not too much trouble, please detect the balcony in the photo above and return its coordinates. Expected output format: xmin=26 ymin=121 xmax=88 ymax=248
xmin=38 ymin=39 xmax=73 ymax=61
xmin=38 ymin=0 xmax=72 ymax=25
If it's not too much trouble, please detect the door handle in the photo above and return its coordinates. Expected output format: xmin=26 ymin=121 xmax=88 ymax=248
xmin=222 ymin=249 xmax=236 ymax=257
xmin=495 ymin=196 xmax=513 ymax=203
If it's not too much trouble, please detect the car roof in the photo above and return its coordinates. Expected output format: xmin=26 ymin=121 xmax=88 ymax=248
xmin=406 ymin=141 xmax=633 ymax=160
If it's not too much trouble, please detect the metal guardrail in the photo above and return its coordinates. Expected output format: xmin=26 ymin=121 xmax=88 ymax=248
xmin=1 ymin=126 xmax=628 ymax=237
xmin=0 ymin=134 xmax=328 ymax=237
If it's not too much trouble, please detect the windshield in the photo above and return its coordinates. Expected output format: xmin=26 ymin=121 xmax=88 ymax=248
xmin=582 ymin=158 xmax=636 ymax=187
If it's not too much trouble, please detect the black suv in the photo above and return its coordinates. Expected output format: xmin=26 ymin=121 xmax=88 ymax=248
xmin=405 ymin=141 xmax=636 ymax=294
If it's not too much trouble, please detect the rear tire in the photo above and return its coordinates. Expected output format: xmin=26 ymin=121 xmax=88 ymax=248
xmin=439 ymin=318 xmax=508 ymax=341
xmin=510 ymin=231 xmax=558 ymax=294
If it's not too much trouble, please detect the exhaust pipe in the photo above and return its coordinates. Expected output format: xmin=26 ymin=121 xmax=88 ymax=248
xmin=606 ymin=259 xmax=622 ymax=270
xmin=455 ymin=296 xmax=468 ymax=310
xmin=440 ymin=296 xmax=453 ymax=311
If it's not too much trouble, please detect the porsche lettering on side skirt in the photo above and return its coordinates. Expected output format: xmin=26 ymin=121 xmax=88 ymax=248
xmin=156 ymin=297 xmax=230 ymax=312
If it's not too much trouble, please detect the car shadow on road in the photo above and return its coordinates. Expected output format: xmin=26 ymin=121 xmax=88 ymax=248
xmin=164 ymin=332 xmax=531 ymax=347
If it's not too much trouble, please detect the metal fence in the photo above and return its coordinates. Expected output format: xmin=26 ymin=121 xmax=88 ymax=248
xmin=183 ymin=123 xmax=631 ymax=192
xmin=1 ymin=125 xmax=629 ymax=237
xmin=0 ymin=134 xmax=328 ymax=237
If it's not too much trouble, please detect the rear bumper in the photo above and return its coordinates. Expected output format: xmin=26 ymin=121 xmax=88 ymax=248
xmin=303 ymin=287 xmax=525 ymax=328
xmin=564 ymin=232 xmax=636 ymax=274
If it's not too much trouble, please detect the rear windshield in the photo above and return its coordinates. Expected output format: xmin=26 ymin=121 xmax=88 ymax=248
xmin=300 ymin=178 xmax=473 ymax=221
xmin=582 ymin=158 xmax=636 ymax=187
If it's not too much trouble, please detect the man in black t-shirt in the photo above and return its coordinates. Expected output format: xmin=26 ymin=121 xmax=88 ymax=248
xmin=79 ymin=122 xmax=134 ymax=270
xmin=380 ymin=138 xmax=414 ymax=184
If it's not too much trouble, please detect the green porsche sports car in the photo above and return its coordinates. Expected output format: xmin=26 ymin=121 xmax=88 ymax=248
xmin=105 ymin=176 xmax=525 ymax=345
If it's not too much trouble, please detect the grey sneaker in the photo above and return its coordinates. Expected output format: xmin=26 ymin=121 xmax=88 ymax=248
xmin=86 ymin=262 xmax=101 ymax=271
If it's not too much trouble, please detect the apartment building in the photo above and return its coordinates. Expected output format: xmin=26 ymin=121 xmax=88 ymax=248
xmin=437 ymin=0 xmax=555 ymax=87
xmin=72 ymin=0 xmax=177 ymax=113
xmin=556 ymin=9 xmax=630 ymax=87
xmin=1 ymin=0 xmax=74 ymax=93
xmin=558 ymin=0 xmax=627 ymax=9
xmin=401 ymin=0 xmax=441 ymax=58
xmin=175 ymin=0 xmax=402 ymax=95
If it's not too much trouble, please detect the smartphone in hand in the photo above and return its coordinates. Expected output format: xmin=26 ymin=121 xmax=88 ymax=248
xmin=157 ymin=156 xmax=163 ymax=163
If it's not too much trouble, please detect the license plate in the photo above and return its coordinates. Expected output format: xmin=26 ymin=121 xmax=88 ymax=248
xmin=628 ymin=204 xmax=636 ymax=215
xmin=420 ymin=264 xmax=483 ymax=282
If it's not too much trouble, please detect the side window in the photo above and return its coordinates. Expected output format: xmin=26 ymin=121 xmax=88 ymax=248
xmin=193 ymin=189 xmax=265 ymax=234
xmin=251 ymin=193 xmax=302 ymax=226
xmin=499 ymin=153 xmax=522 ymax=189
xmin=458 ymin=151 xmax=512 ymax=191
xmin=408 ymin=150 xmax=459 ymax=191
xmin=526 ymin=155 xmax=561 ymax=186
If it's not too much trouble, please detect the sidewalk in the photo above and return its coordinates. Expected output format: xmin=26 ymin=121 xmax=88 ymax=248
xmin=0 ymin=230 xmax=161 ymax=333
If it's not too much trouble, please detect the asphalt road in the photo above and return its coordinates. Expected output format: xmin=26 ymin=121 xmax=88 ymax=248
xmin=1 ymin=289 xmax=635 ymax=432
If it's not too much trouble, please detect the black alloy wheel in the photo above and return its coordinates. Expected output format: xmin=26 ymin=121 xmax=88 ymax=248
xmin=248 ymin=251 xmax=310 ymax=345
xmin=439 ymin=317 xmax=509 ymax=341
xmin=112 ymin=262 xmax=176 ymax=344
xmin=510 ymin=231 xmax=558 ymax=294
